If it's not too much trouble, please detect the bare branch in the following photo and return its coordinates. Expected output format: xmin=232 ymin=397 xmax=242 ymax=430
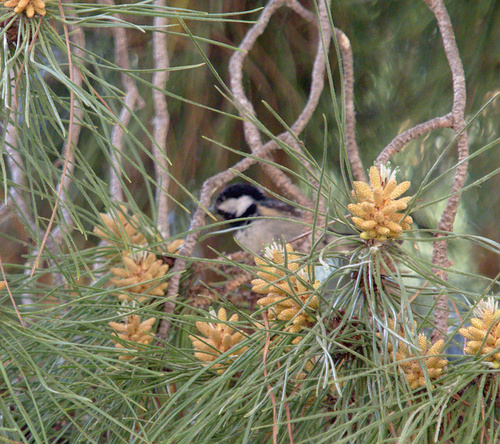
xmin=290 ymin=1 xmax=331 ymax=137
xmin=228 ymin=0 xmax=333 ymax=206
xmin=100 ymin=0 xmax=145 ymax=202
xmin=289 ymin=1 xmax=364 ymax=183
xmin=422 ymin=0 xmax=469 ymax=340
xmin=152 ymin=0 xmax=171 ymax=240
xmin=29 ymin=17 xmax=87 ymax=289
xmin=335 ymin=29 xmax=365 ymax=182
xmin=285 ymin=0 xmax=317 ymax=25
xmin=228 ymin=0 xmax=284 ymax=153
xmin=228 ymin=0 xmax=304 ymax=204
xmin=376 ymin=114 xmax=453 ymax=167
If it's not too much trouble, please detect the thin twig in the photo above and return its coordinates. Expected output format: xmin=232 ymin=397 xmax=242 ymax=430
xmin=50 ymin=20 xmax=85 ymax=246
xmin=152 ymin=0 xmax=171 ymax=240
xmin=30 ymin=2 xmax=76 ymax=276
xmin=422 ymin=0 xmax=469 ymax=340
xmin=100 ymin=0 xmax=145 ymax=202
xmin=35 ymin=17 xmax=87 ymax=288
xmin=0 ymin=255 xmax=25 ymax=327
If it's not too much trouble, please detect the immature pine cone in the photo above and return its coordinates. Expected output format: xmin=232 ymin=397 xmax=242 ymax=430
xmin=189 ymin=308 xmax=247 ymax=374
xmin=2 ymin=0 xmax=46 ymax=17
xmin=94 ymin=205 xmax=147 ymax=247
xmin=252 ymin=243 xmax=319 ymax=343
xmin=384 ymin=323 xmax=447 ymax=390
xmin=109 ymin=314 xmax=156 ymax=360
xmin=348 ymin=165 xmax=412 ymax=241
xmin=459 ymin=297 xmax=500 ymax=368
xmin=110 ymin=250 xmax=169 ymax=302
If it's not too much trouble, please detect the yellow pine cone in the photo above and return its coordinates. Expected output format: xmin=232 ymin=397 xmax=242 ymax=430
xmin=252 ymin=242 xmax=301 ymax=295
xmin=348 ymin=165 xmax=413 ymax=242
xmin=385 ymin=326 xmax=447 ymax=390
xmin=94 ymin=205 xmax=147 ymax=247
xmin=459 ymin=297 xmax=500 ymax=368
xmin=252 ymin=243 xmax=320 ymax=341
xmin=110 ymin=250 xmax=169 ymax=302
xmin=2 ymin=0 xmax=46 ymax=17
xmin=109 ymin=314 xmax=156 ymax=360
xmin=189 ymin=308 xmax=247 ymax=374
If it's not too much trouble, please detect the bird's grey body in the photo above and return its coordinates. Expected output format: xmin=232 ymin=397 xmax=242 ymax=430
xmin=212 ymin=183 xmax=306 ymax=252
xmin=231 ymin=209 xmax=305 ymax=252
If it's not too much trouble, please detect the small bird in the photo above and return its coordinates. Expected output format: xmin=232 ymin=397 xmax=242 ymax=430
xmin=212 ymin=183 xmax=308 ymax=252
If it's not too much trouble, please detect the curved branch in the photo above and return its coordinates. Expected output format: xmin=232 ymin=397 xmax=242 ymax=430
xmin=422 ymin=0 xmax=469 ymax=340
xmin=30 ymin=1 xmax=83 ymax=276
xmin=228 ymin=0 xmax=306 ymax=204
xmin=285 ymin=0 xmax=317 ymax=25
xmin=228 ymin=0 xmax=333 ymax=206
xmin=376 ymin=114 xmax=453 ymax=167
xmin=50 ymin=21 xmax=85 ymax=246
xmin=335 ymin=29 xmax=365 ymax=182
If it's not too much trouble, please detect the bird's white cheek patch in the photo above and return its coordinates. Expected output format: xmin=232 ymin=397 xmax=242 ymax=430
xmin=218 ymin=195 xmax=255 ymax=218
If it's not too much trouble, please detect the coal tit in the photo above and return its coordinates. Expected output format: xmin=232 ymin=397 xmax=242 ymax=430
xmin=212 ymin=183 xmax=307 ymax=252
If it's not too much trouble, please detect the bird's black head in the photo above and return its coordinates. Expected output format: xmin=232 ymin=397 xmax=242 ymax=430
xmin=213 ymin=183 xmax=266 ymax=226
xmin=215 ymin=183 xmax=267 ymax=203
